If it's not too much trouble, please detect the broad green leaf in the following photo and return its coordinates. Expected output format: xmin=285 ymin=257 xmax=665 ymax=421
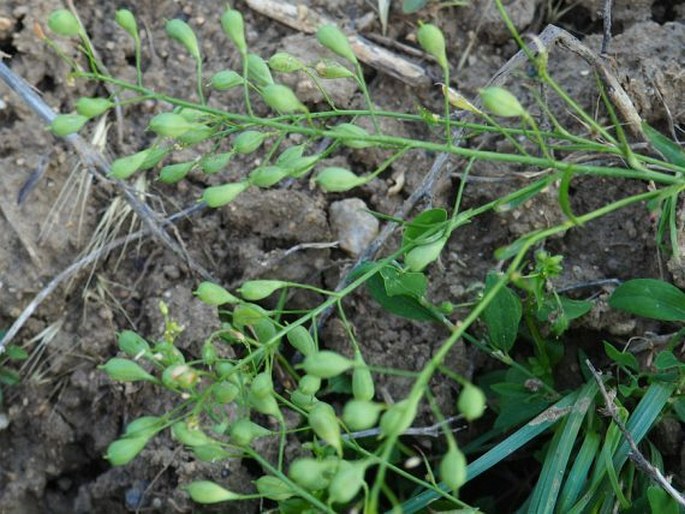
xmin=642 ymin=122 xmax=685 ymax=168
xmin=609 ymin=278 xmax=685 ymax=321
xmin=647 ymin=485 xmax=680 ymax=514
xmin=481 ymin=272 xmax=522 ymax=353
xmin=352 ymin=263 xmax=440 ymax=321
xmin=603 ymin=341 xmax=639 ymax=372
xmin=402 ymin=208 xmax=447 ymax=246
xmin=379 ymin=266 xmax=428 ymax=298
xmin=653 ymin=350 xmax=682 ymax=370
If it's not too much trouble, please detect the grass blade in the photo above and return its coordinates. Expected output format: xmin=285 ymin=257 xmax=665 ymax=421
xmin=527 ymin=380 xmax=597 ymax=514
xmin=556 ymin=431 xmax=600 ymax=512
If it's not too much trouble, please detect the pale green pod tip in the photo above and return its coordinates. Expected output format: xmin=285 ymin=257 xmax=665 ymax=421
xmin=417 ymin=23 xmax=447 ymax=70
xmin=260 ymin=84 xmax=306 ymax=114
xmin=194 ymin=281 xmax=239 ymax=305
xmin=238 ymin=279 xmax=287 ymax=300
xmin=202 ymin=181 xmax=250 ymax=208
xmin=315 ymin=167 xmax=366 ymax=192
xmin=185 ymin=480 xmax=241 ymax=503
xmin=268 ymin=52 xmax=305 ymax=73
xmin=50 ymin=113 xmax=88 ymax=137
xmin=479 ymin=86 xmax=528 ymax=118
xmin=165 ymin=18 xmax=200 ymax=61
xmin=115 ymin=9 xmax=138 ymax=39
xmin=317 ymin=24 xmax=356 ymax=63
xmin=75 ymin=97 xmax=114 ymax=118
xmin=105 ymin=435 xmax=149 ymax=466
xmin=221 ymin=9 xmax=247 ymax=54
xmin=211 ymin=70 xmax=243 ymax=90
xmin=47 ymin=9 xmax=80 ymax=37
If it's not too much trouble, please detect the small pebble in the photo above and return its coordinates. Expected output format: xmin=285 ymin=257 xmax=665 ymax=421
xmin=329 ymin=198 xmax=379 ymax=257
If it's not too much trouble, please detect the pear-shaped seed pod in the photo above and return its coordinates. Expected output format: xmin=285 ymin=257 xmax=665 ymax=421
xmin=317 ymin=24 xmax=356 ymax=63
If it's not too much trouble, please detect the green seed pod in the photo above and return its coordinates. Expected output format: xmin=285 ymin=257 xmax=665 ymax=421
xmin=405 ymin=237 xmax=448 ymax=272
xmin=50 ymin=114 xmax=88 ymax=137
xmin=276 ymin=145 xmax=304 ymax=167
xmin=185 ymin=480 xmax=241 ymax=503
xmin=268 ymin=52 xmax=305 ymax=73
xmin=298 ymin=374 xmax=322 ymax=396
xmin=230 ymin=418 xmax=271 ymax=447
xmin=379 ymin=399 xmax=417 ymax=438
xmin=116 ymin=150 xmax=149 ymax=174
xmin=330 ymin=123 xmax=373 ymax=149
xmin=251 ymin=317 xmax=278 ymax=346
xmin=417 ymin=23 xmax=447 ymax=69
xmin=286 ymin=325 xmax=317 ymax=356
xmin=194 ymin=281 xmax=239 ymax=305
xmin=233 ymin=130 xmax=266 ymax=155
xmin=210 ymin=70 xmax=243 ymax=90
xmin=291 ymin=389 xmax=317 ymax=410
xmin=162 ymin=363 xmax=200 ymax=389
xmin=303 ymin=351 xmax=354 ymax=378
xmin=479 ymin=86 xmax=527 ymax=118
xmin=238 ymin=280 xmax=287 ymax=301
xmin=284 ymin=155 xmax=319 ymax=178
xmin=139 ymin=147 xmax=170 ymax=170
xmin=328 ymin=460 xmax=368 ymax=504
xmin=250 ymin=372 xmax=274 ymax=399
xmin=203 ymin=181 xmax=250 ymax=208
xmin=75 ymin=97 xmax=114 ymax=118
xmin=260 ymin=84 xmax=306 ymax=114
xmin=176 ymin=125 xmax=215 ymax=145
xmin=105 ymin=435 xmax=149 ymax=466
xmin=254 ymin=475 xmax=294 ymax=501
xmin=248 ymin=389 xmax=281 ymax=418
xmin=100 ymin=357 xmax=155 ymax=382
xmin=212 ymin=381 xmax=240 ymax=404
xmin=249 ymin=165 xmax=288 ymax=188
xmin=193 ymin=444 xmax=231 ymax=462
xmin=308 ymin=401 xmax=342 ymax=455
xmin=232 ymin=303 xmax=268 ymax=329
xmin=149 ymin=112 xmax=194 ymax=138
xmin=317 ymin=24 xmax=356 ymax=63
xmin=165 ymin=19 xmax=200 ymax=61
xmin=171 ymin=421 xmax=212 ymax=447
xmin=352 ymin=352 xmax=375 ymax=401
xmin=200 ymin=152 xmax=232 ymax=174
xmin=221 ymin=9 xmax=247 ymax=54
xmin=440 ymin=445 xmax=468 ymax=492
xmin=159 ymin=161 xmax=194 ymax=184
xmin=342 ymin=399 xmax=384 ymax=431
xmin=47 ymin=9 xmax=80 ymax=37
xmin=118 ymin=330 xmax=150 ymax=357
xmin=315 ymin=167 xmax=366 ymax=192
xmin=115 ymin=9 xmax=138 ymax=39
xmin=201 ymin=340 xmax=217 ymax=365
xmin=457 ymin=383 xmax=487 ymax=421
xmin=124 ymin=416 xmax=163 ymax=438
xmin=151 ymin=341 xmax=185 ymax=367
xmin=288 ymin=458 xmax=338 ymax=491
xmin=314 ymin=59 xmax=355 ymax=79
xmin=246 ymin=53 xmax=274 ymax=86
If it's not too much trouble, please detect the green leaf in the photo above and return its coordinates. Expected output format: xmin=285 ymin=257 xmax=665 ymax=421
xmin=0 ymin=367 xmax=20 ymax=386
xmin=647 ymin=485 xmax=680 ymax=514
xmin=653 ymin=350 xmax=682 ymax=371
xmin=379 ymin=266 xmax=428 ymax=298
xmin=4 ymin=345 xmax=28 ymax=360
xmin=352 ymin=263 xmax=440 ymax=321
xmin=672 ymin=397 xmax=685 ymax=423
xmin=642 ymin=122 xmax=685 ymax=169
xmin=536 ymin=296 xmax=593 ymax=335
xmin=603 ymin=341 xmax=639 ymax=372
xmin=609 ymin=279 xmax=685 ymax=321
xmin=402 ymin=0 xmax=427 ymax=13
xmin=402 ymin=208 xmax=447 ymax=246
xmin=481 ymin=272 xmax=522 ymax=353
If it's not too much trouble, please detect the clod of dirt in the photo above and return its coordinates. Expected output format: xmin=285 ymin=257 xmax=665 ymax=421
xmin=329 ymin=197 xmax=379 ymax=256
xmin=465 ymin=0 xmax=537 ymax=44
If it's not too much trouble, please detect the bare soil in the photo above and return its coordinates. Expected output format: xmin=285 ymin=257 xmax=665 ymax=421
xmin=0 ymin=0 xmax=683 ymax=512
